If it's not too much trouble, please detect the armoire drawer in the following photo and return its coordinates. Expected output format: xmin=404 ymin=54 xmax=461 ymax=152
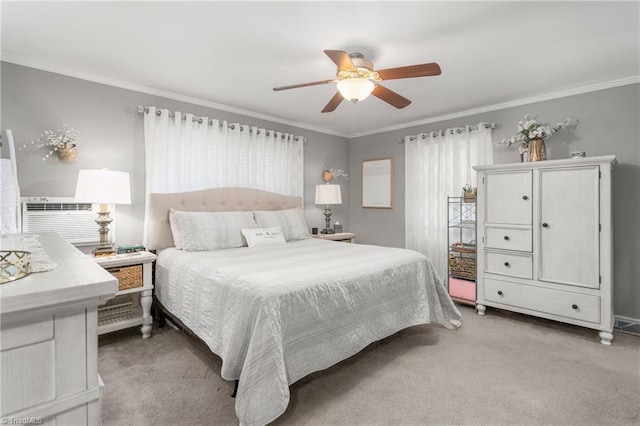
xmin=485 ymin=226 xmax=532 ymax=252
xmin=483 ymin=278 xmax=600 ymax=323
xmin=485 ymin=251 xmax=532 ymax=279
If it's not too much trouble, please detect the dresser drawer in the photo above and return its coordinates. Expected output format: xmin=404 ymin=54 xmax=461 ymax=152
xmin=485 ymin=226 xmax=532 ymax=252
xmin=484 ymin=278 xmax=600 ymax=323
xmin=485 ymin=251 xmax=532 ymax=279
xmin=0 ymin=314 xmax=54 ymax=351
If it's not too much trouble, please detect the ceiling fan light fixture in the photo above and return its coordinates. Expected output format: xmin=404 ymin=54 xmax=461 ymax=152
xmin=337 ymin=78 xmax=375 ymax=103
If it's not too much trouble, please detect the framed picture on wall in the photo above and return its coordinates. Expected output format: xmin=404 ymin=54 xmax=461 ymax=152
xmin=362 ymin=158 xmax=393 ymax=209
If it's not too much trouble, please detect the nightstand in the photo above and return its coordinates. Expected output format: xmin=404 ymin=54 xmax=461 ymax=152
xmin=312 ymin=232 xmax=356 ymax=243
xmin=92 ymin=251 xmax=156 ymax=339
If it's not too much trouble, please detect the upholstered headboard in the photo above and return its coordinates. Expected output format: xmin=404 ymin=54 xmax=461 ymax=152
xmin=147 ymin=187 xmax=303 ymax=251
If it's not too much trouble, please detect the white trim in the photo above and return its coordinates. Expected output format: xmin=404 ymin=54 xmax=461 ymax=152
xmin=614 ymin=315 xmax=640 ymax=336
xmin=353 ymin=75 xmax=640 ymax=138
xmin=615 ymin=315 xmax=640 ymax=326
xmin=0 ymin=54 xmax=345 ymax=138
xmin=3 ymin=53 xmax=638 ymax=139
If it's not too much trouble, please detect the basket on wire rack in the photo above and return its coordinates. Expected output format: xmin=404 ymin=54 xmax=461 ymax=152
xmin=451 ymin=241 xmax=476 ymax=254
xmin=449 ymin=252 xmax=476 ymax=280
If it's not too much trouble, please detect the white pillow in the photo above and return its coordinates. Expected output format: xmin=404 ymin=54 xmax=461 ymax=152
xmin=241 ymin=227 xmax=286 ymax=248
xmin=170 ymin=209 xmax=257 ymax=251
xmin=253 ymin=208 xmax=310 ymax=242
xmin=169 ymin=209 xmax=184 ymax=249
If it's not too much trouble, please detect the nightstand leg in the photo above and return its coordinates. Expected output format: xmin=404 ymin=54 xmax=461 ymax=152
xmin=140 ymin=289 xmax=153 ymax=339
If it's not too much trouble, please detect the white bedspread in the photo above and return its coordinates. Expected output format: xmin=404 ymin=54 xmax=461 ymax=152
xmin=156 ymin=238 xmax=461 ymax=425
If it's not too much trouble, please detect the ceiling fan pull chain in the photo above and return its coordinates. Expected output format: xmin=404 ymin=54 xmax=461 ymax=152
xmin=352 ymin=102 xmax=357 ymax=136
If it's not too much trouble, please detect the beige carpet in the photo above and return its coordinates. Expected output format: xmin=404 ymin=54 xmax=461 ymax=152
xmin=99 ymin=305 xmax=640 ymax=425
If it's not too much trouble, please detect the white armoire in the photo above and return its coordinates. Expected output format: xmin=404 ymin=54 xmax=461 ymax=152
xmin=473 ymin=155 xmax=616 ymax=345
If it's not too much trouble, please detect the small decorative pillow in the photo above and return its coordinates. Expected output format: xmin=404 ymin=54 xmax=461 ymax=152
xmin=241 ymin=227 xmax=286 ymax=248
xmin=253 ymin=208 xmax=310 ymax=242
xmin=168 ymin=209 xmax=184 ymax=249
xmin=170 ymin=209 xmax=257 ymax=251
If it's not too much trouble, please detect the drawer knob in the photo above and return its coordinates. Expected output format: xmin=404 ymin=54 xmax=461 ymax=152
xmin=572 ymin=304 xmax=578 ymax=310
xmin=542 ymin=223 xmax=549 ymax=228
xmin=504 ymin=235 xmax=510 ymax=241
xmin=522 ymin=195 xmax=529 ymax=200
xmin=504 ymin=261 xmax=510 ymax=267
xmin=497 ymin=290 xmax=503 ymax=296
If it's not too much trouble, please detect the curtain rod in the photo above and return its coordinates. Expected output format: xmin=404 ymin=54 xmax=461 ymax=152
xmin=136 ymin=106 xmax=306 ymax=143
xmin=398 ymin=122 xmax=496 ymax=144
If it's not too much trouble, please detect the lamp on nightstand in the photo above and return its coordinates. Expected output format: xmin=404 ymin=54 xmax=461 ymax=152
xmin=315 ymin=184 xmax=342 ymax=234
xmin=75 ymin=169 xmax=131 ymax=257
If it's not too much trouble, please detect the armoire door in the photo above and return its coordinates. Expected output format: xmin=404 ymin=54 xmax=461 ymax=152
xmin=538 ymin=166 xmax=600 ymax=288
xmin=484 ymin=170 xmax=532 ymax=225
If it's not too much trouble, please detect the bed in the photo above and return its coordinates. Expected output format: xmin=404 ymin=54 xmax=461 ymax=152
xmin=148 ymin=187 xmax=462 ymax=426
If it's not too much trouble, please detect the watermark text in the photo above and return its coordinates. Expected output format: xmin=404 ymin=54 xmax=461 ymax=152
xmin=1 ymin=417 xmax=44 ymax=425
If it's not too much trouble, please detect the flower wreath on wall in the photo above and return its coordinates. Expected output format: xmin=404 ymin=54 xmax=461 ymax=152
xmin=20 ymin=124 xmax=80 ymax=161
xmin=322 ymin=167 xmax=349 ymax=182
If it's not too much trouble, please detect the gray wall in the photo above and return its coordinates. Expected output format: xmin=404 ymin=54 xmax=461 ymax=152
xmin=3 ymin=62 xmax=638 ymax=319
xmin=348 ymin=83 xmax=640 ymax=319
xmin=1 ymin=62 xmax=350 ymax=247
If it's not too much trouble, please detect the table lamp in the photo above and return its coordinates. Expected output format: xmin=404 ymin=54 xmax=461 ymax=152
xmin=315 ymin=184 xmax=342 ymax=234
xmin=75 ymin=169 xmax=131 ymax=257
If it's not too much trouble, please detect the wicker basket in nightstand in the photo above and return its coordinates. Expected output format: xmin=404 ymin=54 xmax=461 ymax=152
xmin=107 ymin=264 xmax=143 ymax=290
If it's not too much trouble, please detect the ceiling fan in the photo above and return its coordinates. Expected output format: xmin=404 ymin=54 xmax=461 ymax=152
xmin=273 ymin=50 xmax=441 ymax=113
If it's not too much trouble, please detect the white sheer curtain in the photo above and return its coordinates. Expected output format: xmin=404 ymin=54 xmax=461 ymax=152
xmin=405 ymin=124 xmax=493 ymax=280
xmin=142 ymin=107 xmax=304 ymax=243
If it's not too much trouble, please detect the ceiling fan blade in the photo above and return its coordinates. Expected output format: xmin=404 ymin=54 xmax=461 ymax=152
xmin=273 ymin=79 xmax=334 ymax=91
xmin=324 ymin=50 xmax=356 ymax=71
xmin=321 ymin=92 xmax=344 ymax=113
xmin=372 ymin=84 xmax=412 ymax=109
xmin=377 ymin=63 xmax=441 ymax=80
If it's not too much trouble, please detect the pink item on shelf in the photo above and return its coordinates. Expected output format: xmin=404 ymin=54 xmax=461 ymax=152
xmin=448 ymin=277 xmax=475 ymax=302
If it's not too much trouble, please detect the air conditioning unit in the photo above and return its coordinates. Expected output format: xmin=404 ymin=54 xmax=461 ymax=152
xmin=21 ymin=197 xmax=116 ymax=246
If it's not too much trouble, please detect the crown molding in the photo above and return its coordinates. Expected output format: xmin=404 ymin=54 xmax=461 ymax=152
xmin=350 ymin=75 xmax=640 ymax=138
xmin=3 ymin=53 xmax=637 ymax=140
xmin=0 ymin=54 xmax=346 ymax=138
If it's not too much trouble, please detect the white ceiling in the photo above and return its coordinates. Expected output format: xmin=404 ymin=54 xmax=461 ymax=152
xmin=2 ymin=1 xmax=639 ymax=138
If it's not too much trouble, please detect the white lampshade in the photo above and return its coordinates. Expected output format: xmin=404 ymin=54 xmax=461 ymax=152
xmin=74 ymin=169 xmax=131 ymax=205
xmin=315 ymin=184 xmax=342 ymax=205
xmin=337 ymin=78 xmax=375 ymax=102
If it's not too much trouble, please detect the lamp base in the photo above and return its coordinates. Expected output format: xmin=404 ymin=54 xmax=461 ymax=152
xmin=93 ymin=204 xmax=117 ymax=257
xmin=322 ymin=205 xmax=336 ymax=235
xmin=92 ymin=246 xmax=117 ymax=257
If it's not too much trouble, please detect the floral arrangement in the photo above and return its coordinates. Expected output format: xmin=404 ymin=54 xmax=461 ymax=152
xmin=322 ymin=167 xmax=349 ymax=182
xmin=462 ymin=184 xmax=477 ymax=199
xmin=328 ymin=168 xmax=349 ymax=180
xmin=20 ymin=125 xmax=80 ymax=161
xmin=498 ymin=114 xmax=574 ymax=147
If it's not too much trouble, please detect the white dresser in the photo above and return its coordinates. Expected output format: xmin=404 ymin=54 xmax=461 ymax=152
xmin=1 ymin=233 xmax=117 ymax=423
xmin=473 ymin=156 xmax=616 ymax=345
